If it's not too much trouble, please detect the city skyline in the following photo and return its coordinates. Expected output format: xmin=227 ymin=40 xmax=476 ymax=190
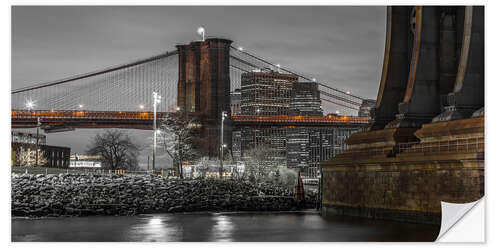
xmin=11 ymin=6 xmax=386 ymax=167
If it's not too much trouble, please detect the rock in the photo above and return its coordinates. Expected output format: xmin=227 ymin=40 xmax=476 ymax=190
xmin=11 ymin=173 xmax=310 ymax=217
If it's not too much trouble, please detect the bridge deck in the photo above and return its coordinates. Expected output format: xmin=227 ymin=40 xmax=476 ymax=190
xmin=11 ymin=110 xmax=369 ymax=129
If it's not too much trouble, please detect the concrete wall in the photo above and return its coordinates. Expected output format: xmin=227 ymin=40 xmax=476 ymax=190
xmin=322 ymin=160 xmax=483 ymax=224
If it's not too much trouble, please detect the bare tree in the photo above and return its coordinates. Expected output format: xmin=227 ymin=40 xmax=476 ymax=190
xmin=197 ymin=156 xmax=211 ymax=179
xmin=86 ymin=129 xmax=140 ymax=170
xmin=241 ymin=146 xmax=280 ymax=185
xmin=158 ymin=112 xmax=201 ymax=178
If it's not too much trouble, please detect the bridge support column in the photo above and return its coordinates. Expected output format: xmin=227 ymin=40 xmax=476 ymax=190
xmin=321 ymin=6 xmax=484 ymax=224
xmin=370 ymin=6 xmax=411 ymax=130
xmin=177 ymin=38 xmax=233 ymax=158
xmin=385 ymin=6 xmax=441 ymax=129
xmin=433 ymin=6 xmax=484 ymax=122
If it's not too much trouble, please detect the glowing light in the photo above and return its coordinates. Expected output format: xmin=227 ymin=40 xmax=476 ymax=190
xmin=25 ymin=100 xmax=35 ymax=110
xmin=79 ymin=104 xmax=84 ymax=109
xmin=223 ymin=144 xmax=227 ymax=148
xmin=312 ymin=78 xmax=316 ymax=82
xmin=276 ymin=64 xmax=281 ymax=68
xmin=139 ymin=104 xmax=144 ymax=110
xmin=197 ymin=26 xmax=206 ymax=41
xmin=238 ymin=46 xmax=244 ymax=51
xmin=335 ymin=110 xmax=340 ymax=114
xmin=176 ymin=107 xmax=181 ymax=111
xmin=153 ymin=92 xmax=162 ymax=104
xmin=346 ymin=90 xmax=351 ymax=94
xmin=148 ymin=218 xmax=162 ymax=225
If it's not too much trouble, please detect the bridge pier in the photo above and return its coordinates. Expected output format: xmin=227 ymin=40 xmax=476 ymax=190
xmin=321 ymin=6 xmax=484 ymax=224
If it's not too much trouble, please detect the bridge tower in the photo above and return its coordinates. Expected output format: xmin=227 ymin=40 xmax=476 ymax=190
xmin=321 ymin=6 xmax=484 ymax=224
xmin=176 ymin=38 xmax=233 ymax=158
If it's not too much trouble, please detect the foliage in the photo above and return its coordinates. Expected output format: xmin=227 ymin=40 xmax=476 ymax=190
xmin=86 ymin=129 xmax=140 ymax=170
xmin=241 ymin=146 xmax=282 ymax=185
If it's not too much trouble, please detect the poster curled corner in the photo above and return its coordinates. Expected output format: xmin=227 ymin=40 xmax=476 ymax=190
xmin=435 ymin=198 xmax=484 ymax=241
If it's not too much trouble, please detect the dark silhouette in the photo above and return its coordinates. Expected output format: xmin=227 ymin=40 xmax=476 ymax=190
xmin=86 ymin=129 xmax=140 ymax=170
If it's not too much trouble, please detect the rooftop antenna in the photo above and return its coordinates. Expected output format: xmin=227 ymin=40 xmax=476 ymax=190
xmin=197 ymin=26 xmax=206 ymax=41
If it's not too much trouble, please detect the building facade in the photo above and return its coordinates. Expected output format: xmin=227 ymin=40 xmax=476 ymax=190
xmin=233 ymin=71 xmax=363 ymax=178
xmin=240 ymin=70 xmax=298 ymax=115
xmin=289 ymin=82 xmax=323 ymax=116
xmin=230 ymin=89 xmax=241 ymax=115
xmin=232 ymin=126 xmax=358 ymax=178
xmin=12 ymin=131 xmax=46 ymax=145
xmin=358 ymin=99 xmax=376 ymax=117
xmin=11 ymin=130 xmax=71 ymax=168
xmin=287 ymin=127 xmax=356 ymax=177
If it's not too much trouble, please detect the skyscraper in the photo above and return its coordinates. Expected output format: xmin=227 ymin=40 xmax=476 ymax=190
xmin=240 ymin=70 xmax=297 ymax=115
xmin=358 ymin=99 xmax=376 ymax=117
xmin=290 ymin=82 xmax=323 ymax=116
xmin=230 ymin=89 xmax=241 ymax=115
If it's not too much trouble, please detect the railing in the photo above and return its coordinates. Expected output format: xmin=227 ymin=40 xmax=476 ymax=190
xmin=11 ymin=167 xmax=174 ymax=176
xmin=341 ymin=137 xmax=484 ymax=156
xmin=11 ymin=110 xmax=167 ymax=120
xmin=397 ymin=137 xmax=484 ymax=154
xmin=231 ymin=115 xmax=370 ymax=124
xmin=12 ymin=111 xmax=371 ymax=125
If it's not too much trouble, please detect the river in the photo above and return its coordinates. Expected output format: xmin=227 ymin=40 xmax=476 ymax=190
xmin=12 ymin=211 xmax=440 ymax=242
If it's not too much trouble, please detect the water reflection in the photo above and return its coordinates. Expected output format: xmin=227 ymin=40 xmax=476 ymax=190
xmin=126 ymin=215 xmax=183 ymax=242
xmin=12 ymin=212 xmax=440 ymax=242
xmin=211 ymin=215 xmax=234 ymax=241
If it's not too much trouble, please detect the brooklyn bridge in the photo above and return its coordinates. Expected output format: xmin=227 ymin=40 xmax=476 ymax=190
xmin=11 ymin=36 xmax=370 ymax=158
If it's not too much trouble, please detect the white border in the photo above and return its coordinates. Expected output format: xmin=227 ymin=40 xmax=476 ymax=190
xmin=2 ymin=0 xmax=497 ymax=249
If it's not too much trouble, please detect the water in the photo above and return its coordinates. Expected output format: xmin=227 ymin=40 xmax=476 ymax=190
xmin=12 ymin=211 xmax=440 ymax=242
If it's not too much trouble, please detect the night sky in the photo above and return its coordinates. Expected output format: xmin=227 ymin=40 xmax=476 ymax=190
xmin=11 ymin=6 xmax=386 ymax=169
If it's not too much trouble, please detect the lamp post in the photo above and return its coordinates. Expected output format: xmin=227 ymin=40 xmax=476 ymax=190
xmin=35 ymin=117 xmax=41 ymax=168
xmin=26 ymin=100 xmax=38 ymax=168
xmin=152 ymin=92 xmax=161 ymax=172
xmin=219 ymin=111 xmax=228 ymax=178
xmin=197 ymin=26 xmax=206 ymax=41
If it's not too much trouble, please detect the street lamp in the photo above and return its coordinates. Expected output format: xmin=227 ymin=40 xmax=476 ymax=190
xmin=219 ymin=111 xmax=228 ymax=178
xmin=35 ymin=117 xmax=41 ymax=168
xmin=139 ymin=104 xmax=145 ymax=110
xmin=25 ymin=100 xmax=35 ymax=110
xmin=197 ymin=26 xmax=206 ymax=41
xmin=152 ymin=91 xmax=161 ymax=172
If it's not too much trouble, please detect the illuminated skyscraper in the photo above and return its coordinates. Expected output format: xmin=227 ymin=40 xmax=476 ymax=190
xmin=240 ymin=70 xmax=297 ymax=115
xmin=290 ymin=82 xmax=323 ymax=116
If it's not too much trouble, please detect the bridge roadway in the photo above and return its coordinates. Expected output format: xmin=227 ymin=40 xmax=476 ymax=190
xmin=11 ymin=110 xmax=370 ymax=130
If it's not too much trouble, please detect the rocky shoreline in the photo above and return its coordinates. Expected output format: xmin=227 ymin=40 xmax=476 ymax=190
xmin=12 ymin=173 xmax=314 ymax=217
